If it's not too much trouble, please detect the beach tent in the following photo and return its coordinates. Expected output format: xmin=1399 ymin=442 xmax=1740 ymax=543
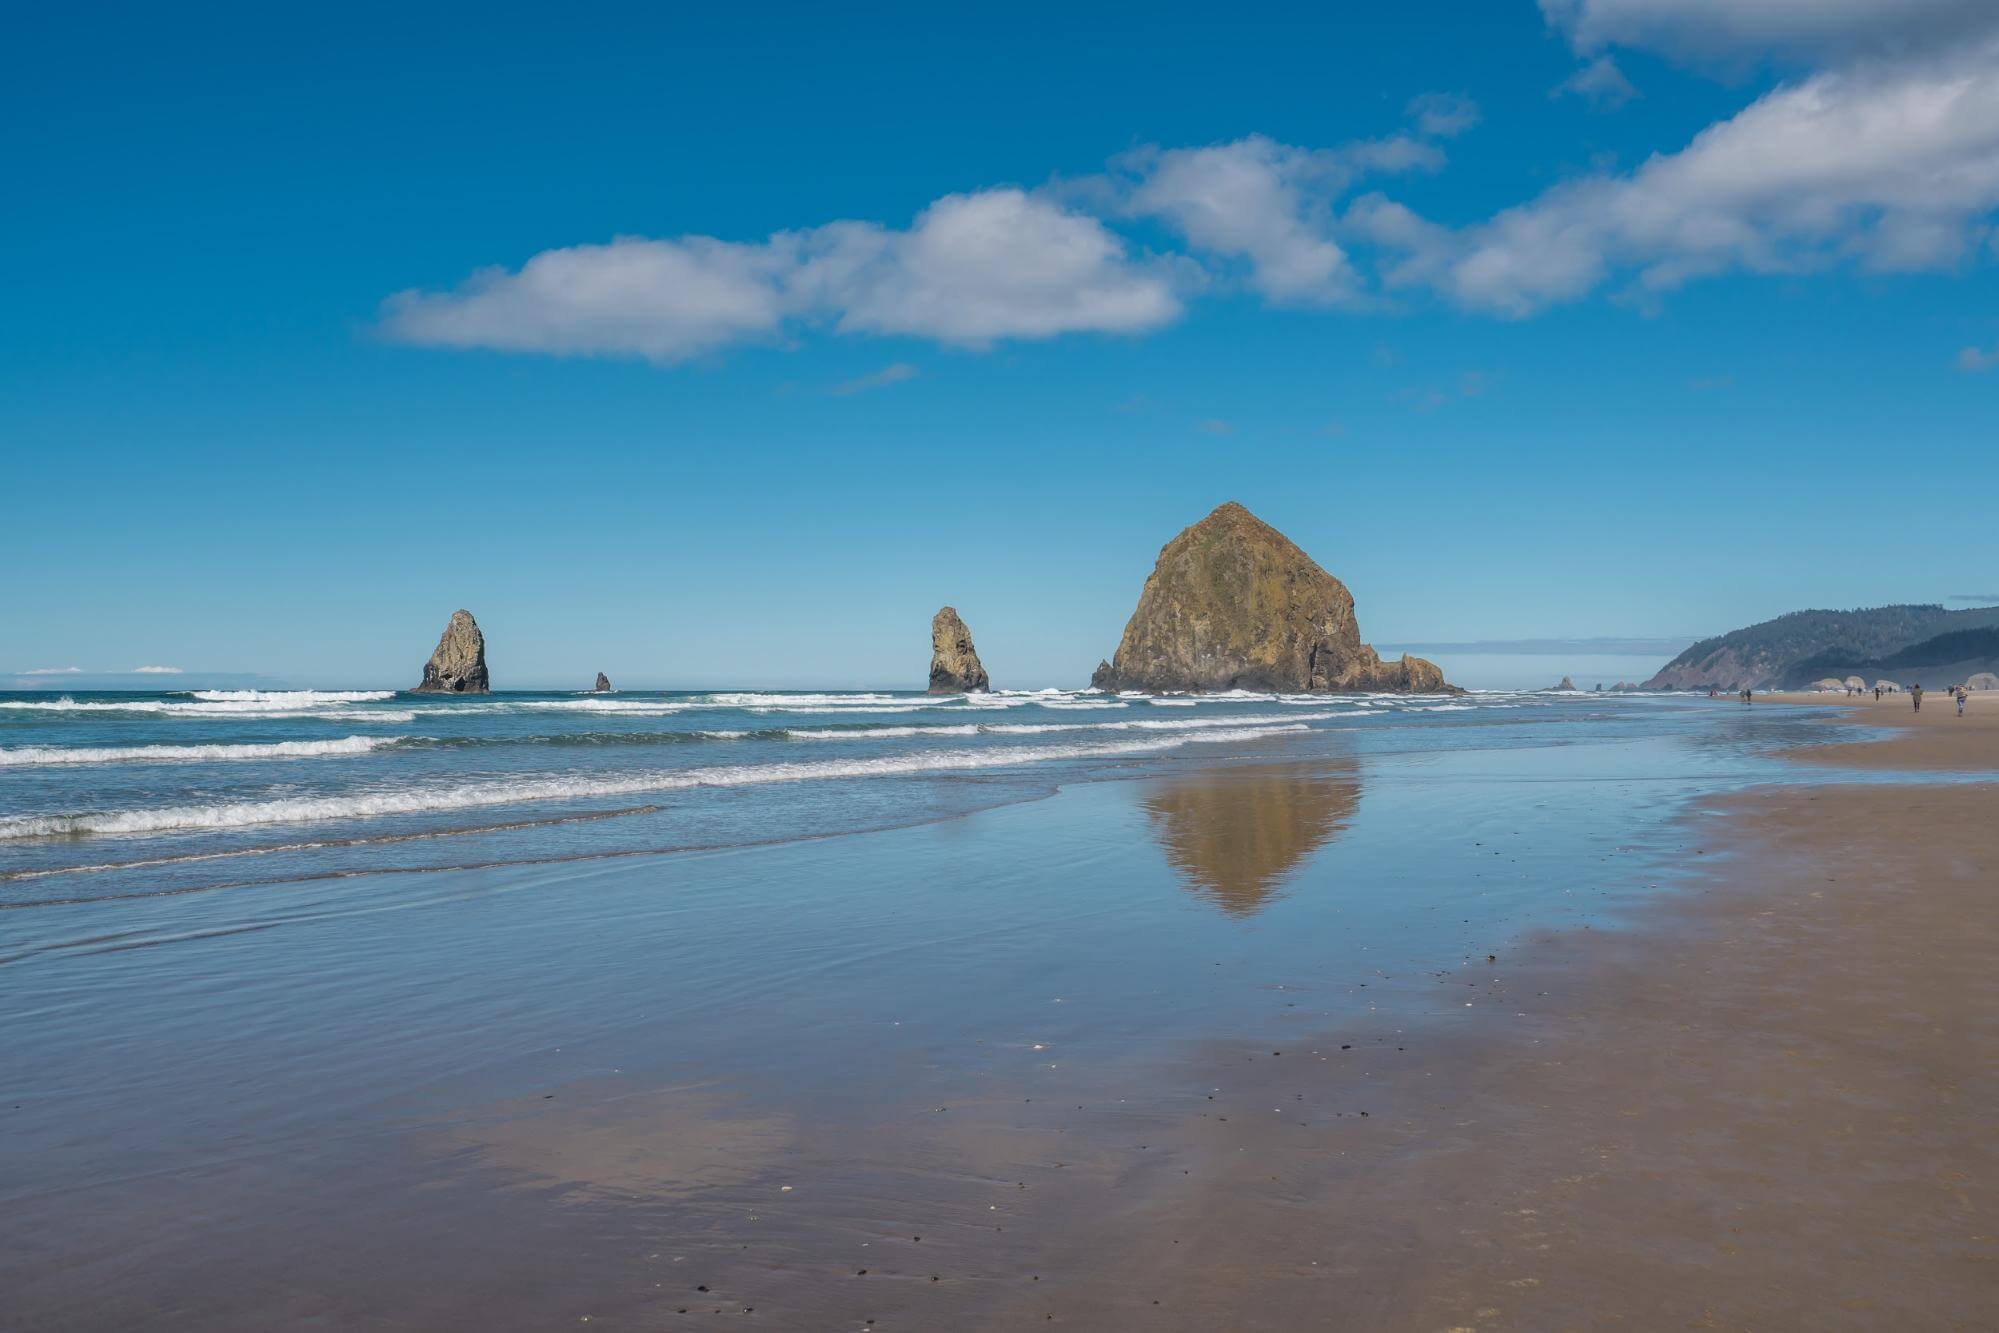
xmin=1967 ymin=672 xmax=1999 ymax=691
xmin=1843 ymin=675 xmax=1866 ymax=691
xmin=1873 ymin=680 xmax=1901 ymax=693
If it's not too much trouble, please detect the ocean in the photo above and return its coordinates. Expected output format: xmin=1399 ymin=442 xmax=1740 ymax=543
xmin=1 ymin=684 xmax=1673 ymax=909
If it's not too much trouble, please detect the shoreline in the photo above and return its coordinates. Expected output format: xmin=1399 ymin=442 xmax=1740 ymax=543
xmin=984 ymin=699 xmax=1998 ymax=1327
xmin=1751 ymin=686 xmax=1999 ymax=771
xmin=6 ymin=703 xmax=1994 ymax=1329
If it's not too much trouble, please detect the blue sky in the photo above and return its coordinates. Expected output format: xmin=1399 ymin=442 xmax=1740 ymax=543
xmin=5 ymin=1 xmax=1996 ymax=689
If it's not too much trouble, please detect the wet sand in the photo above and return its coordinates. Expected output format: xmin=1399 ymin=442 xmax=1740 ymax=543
xmin=1003 ymin=766 xmax=1998 ymax=1328
xmin=6 ymin=710 xmax=1995 ymax=1329
xmin=1760 ymin=687 xmax=1999 ymax=771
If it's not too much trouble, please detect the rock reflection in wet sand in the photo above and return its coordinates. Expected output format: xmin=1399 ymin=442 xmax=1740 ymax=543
xmin=1142 ymin=762 xmax=1360 ymax=916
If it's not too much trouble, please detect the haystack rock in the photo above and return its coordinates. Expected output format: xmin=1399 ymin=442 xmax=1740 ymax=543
xmin=1090 ymin=503 xmax=1456 ymax=695
xmin=929 ymin=606 xmax=991 ymax=694
xmin=412 ymin=609 xmax=489 ymax=694
xmin=1547 ymin=676 xmax=1577 ymax=692
xmin=592 ymin=672 xmax=612 ymax=693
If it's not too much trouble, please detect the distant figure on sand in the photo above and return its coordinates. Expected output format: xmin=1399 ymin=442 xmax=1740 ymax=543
xmin=1741 ymin=688 xmax=1752 ymax=705
xmin=1875 ymin=685 xmax=1883 ymax=701
xmin=1957 ymin=686 xmax=1968 ymax=716
xmin=1912 ymin=684 xmax=1923 ymax=713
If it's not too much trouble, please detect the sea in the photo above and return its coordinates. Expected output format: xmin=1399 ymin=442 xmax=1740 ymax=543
xmin=0 ymin=684 xmax=1863 ymax=916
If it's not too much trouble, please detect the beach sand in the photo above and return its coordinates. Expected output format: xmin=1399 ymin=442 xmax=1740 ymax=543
xmin=6 ymin=707 xmax=1994 ymax=1329
xmin=1757 ymin=686 xmax=1999 ymax=771
xmin=994 ymin=739 xmax=1998 ymax=1328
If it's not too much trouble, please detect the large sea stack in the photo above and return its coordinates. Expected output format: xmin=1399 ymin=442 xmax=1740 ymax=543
xmin=412 ymin=609 xmax=489 ymax=694
xmin=928 ymin=606 xmax=991 ymax=694
xmin=592 ymin=672 xmax=612 ymax=693
xmin=1090 ymin=502 xmax=1455 ymax=694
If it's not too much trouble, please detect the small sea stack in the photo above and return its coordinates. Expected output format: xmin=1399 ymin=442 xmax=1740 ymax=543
xmin=412 ymin=609 xmax=490 ymax=694
xmin=592 ymin=672 xmax=612 ymax=693
xmin=1091 ymin=502 xmax=1455 ymax=694
xmin=928 ymin=606 xmax=991 ymax=694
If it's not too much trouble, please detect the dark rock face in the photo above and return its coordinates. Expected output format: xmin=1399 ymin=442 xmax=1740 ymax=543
xmin=593 ymin=672 xmax=612 ymax=693
xmin=413 ymin=609 xmax=489 ymax=694
xmin=1090 ymin=502 xmax=1455 ymax=695
xmin=928 ymin=607 xmax=991 ymax=694
xmin=1547 ymin=676 xmax=1577 ymax=692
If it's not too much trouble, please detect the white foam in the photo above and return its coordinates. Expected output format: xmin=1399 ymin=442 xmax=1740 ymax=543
xmin=188 ymin=690 xmax=395 ymax=703
xmin=0 ymin=726 xmax=1305 ymax=839
xmin=0 ymin=736 xmax=402 ymax=768
xmin=785 ymin=711 xmax=1362 ymax=741
xmin=515 ymin=699 xmax=692 ymax=714
xmin=0 ymin=697 xmax=410 ymax=720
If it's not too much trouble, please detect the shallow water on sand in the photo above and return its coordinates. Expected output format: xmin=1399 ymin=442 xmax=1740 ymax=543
xmin=0 ymin=697 xmax=1929 ymax=1327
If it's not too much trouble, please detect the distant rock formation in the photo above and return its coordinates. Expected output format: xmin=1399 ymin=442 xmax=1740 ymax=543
xmin=1089 ymin=502 xmax=1455 ymax=694
xmin=1968 ymin=672 xmax=1999 ymax=691
xmin=413 ymin=609 xmax=489 ymax=694
xmin=1546 ymin=676 xmax=1577 ymax=692
xmin=592 ymin=672 xmax=612 ymax=693
xmin=928 ymin=606 xmax=991 ymax=694
xmin=1811 ymin=677 xmax=1847 ymax=692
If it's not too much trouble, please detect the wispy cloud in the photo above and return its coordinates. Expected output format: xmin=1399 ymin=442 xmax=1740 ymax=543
xmin=1948 ymin=592 xmax=1999 ymax=603
xmin=24 ymin=666 xmax=82 ymax=675
xmin=131 ymin=665 xmax=184 ymax=674
xmin=1407 ymin=91 xmax=1481 ymax=138
xmin=1956 ymin=342 xmax=1999 ymax=372
xmin=1556 ymin=55 xmax=1639 ymax=108
xmin=831 ymin=362 xmax=918 ymax=395
xmin=1196 ymin=418 xmax=1237 ymax=436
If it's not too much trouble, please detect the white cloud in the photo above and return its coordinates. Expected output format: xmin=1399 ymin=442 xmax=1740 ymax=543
xmin=384 ymin=236 xmax=795 ymax=363
xmin=1540 ymin=0 xmax=1998 ymax=64
xmin=24 ymin=666 xmax=82 ymax=675
xmin=1374 ymin=40 xmax=1999 ymax=315
xmin=816 ymin=189 xmax=1185 ymax=344
xmin=1125 ymin=137 xmax=1363 ymax=304
xmin=1956 ymin=342 xmax=1999 ymax=372
xmin=131 ymin=665 xmax=184 ymax=674
xmin=831 ymin=362 xmax=918 ymax=395
xmin=385 ymin=189 xmax=1181 ymax=363
xmin=1557 ymin=56 xmax=1640 ymax=108
xmin=1120 ymin=124 xmax=1447 ymax=305
xmin=1406 ymin=92 xmax=1480 ymax=138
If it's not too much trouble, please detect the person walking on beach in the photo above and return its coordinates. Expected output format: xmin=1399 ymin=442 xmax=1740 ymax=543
xmin=1911 ymin=683 xmax=1923 ymax=713
xmin=1875 ymin=685 xmax=1883 ymax=701
xmin=1958 ymin=685 xmax=1968 ymax=717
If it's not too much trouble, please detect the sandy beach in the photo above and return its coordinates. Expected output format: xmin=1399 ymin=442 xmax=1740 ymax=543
xmin=1761 ymin=687 xmax=1999 ymax=771
xmin=5 ymin=700 xmax=1995 ymax=1330
xmin=997 ymin=706 xmax=1998 ymax=1329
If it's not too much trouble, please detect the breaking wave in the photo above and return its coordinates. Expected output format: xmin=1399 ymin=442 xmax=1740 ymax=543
xmin=0 ymin=726 xmax=1304 ymax=839
xmin=0 ymin=736 xmax=403 ymax=767
xmin=0 ymin=697 xmax=412 ymax=721
xmin=187 ymin=690 xmax=396 ymax=703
